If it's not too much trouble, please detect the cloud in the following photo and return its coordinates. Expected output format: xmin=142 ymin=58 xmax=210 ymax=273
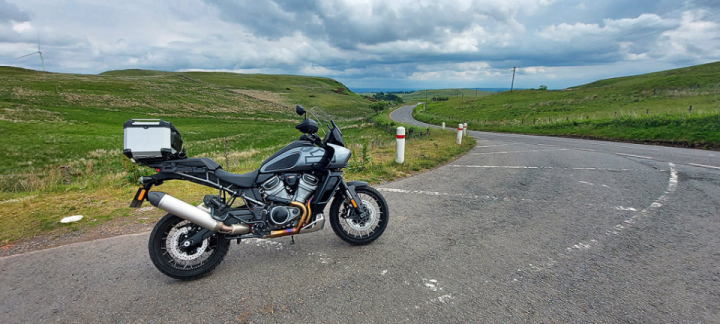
xmin=0 ymin=0 xmax=719 ymax=89
xmin=0 ymin=0 xmax=29 ymax=23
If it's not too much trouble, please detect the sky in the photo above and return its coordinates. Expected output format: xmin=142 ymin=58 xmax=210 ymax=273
xmin=1 ymin=0 xmax=719 ymax=89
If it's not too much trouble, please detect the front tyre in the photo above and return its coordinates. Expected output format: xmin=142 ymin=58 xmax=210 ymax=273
xmin=330 ymin=186 xmax=389 ymax=245
xmin=148 ymin=213 xmax=230 ymax=280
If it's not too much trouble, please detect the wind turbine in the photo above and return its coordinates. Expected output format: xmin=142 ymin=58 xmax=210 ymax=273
xmin=16 ymin=35 xmax=46 ymax=72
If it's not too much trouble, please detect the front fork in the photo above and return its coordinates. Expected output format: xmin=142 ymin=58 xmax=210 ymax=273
xmin=340 ymin=180 xmax=368 ymax=217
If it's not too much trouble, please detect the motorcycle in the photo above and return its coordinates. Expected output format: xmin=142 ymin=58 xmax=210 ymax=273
xmin=124 ymin=105 xmax=389 ymax=280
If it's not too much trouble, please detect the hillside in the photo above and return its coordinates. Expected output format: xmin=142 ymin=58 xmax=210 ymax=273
xmin=400 ymin=88 xmax=494 ymax=101
xmin=0 ymin=67 xmax=373 ymax=179
xmin=413 ymin=61 xmax=720 ymax=147
xmin=0 ymin=66 xmax=477 ymax=244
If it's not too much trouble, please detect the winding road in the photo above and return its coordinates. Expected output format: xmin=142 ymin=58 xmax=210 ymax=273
xmin=2 ymin=104 xmax=719 ymax=323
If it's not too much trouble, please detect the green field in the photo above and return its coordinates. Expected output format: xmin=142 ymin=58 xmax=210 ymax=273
xmin=0 ymin=67 xmax=475 ymax=244
xmin=0 ymin=67 xmax=370 ymax=179
xmin=400 ymin=88 xmax=494 ymax=102
xmin=413 ymin=61 xmax=720 ymax=147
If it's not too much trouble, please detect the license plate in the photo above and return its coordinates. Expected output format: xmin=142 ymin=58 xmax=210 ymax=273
xmin=129 ymin=187 xmax=147 ymax=208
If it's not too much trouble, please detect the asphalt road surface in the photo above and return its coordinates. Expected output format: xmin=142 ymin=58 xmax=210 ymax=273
xmin=2 ymin=104 xmax=719 ymax=323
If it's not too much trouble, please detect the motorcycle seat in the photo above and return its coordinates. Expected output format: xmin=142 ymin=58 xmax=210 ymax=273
xmin=163 ymin=158 xmax=222 ymax=171
xmin=214 ymin=169 xmax=259 ymax=188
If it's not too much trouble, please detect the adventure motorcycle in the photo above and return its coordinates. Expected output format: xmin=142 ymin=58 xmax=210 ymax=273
xmin=124 ymin=106 xmax=389 ymax=280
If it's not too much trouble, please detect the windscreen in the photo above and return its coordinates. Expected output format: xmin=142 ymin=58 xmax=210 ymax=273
xmin=309 ymin=106 xmax=334 ymax=136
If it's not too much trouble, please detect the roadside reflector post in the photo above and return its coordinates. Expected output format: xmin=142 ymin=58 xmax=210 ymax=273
xmin=396 ymin=126 xmax=405 ymax=164
xmin=442 ymin=122 xmax=445 ymax=130
xmin=463 ymin=123 xmax=468 ymax=137
xmin=456 ymin=124 xmax=463 ymax=144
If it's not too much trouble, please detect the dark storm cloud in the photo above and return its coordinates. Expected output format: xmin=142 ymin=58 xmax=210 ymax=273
xmin=205 ymin=0 xmax=519 ymax=49
xmin=2 ymin=0 xmax=720 ymax=89
xmin=0 ymin=0 xmax=29 ymax=23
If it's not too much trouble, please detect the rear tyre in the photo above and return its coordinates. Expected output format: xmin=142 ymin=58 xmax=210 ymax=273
xmin=148 ymin=213 xmax=230 ymax=280
xmin=329 ymin=186 xmax=389 ymax=245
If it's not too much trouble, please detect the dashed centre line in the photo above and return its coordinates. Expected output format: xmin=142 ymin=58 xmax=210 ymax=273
xmin=471 ymin=149 xmax=569 ymax=155
xmin=687 ymin=163 xmax=720 ymax=170
xmin=615 ymin=152 xmax=654 ymax=160
xmin=375 ymin=188 xmax=523 ymax=202
xmin=449 ymin=165 xmax=666 ymax=172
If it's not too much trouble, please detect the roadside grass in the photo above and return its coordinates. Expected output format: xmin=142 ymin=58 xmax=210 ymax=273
xmin=412 ymin=61 xmax=720 ymax=147
xmin=0 ymin=68 xmax=475 ymax=244
xmin=0 ymin=125 xmax=474 ymax=245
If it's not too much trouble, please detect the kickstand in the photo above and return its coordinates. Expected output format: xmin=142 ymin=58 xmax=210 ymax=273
xmin=290 ymin=235 xmax=295 ymax=245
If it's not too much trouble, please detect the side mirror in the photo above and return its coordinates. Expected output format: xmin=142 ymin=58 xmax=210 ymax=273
xmin=296 ymin=105 xmax=306 ymax=117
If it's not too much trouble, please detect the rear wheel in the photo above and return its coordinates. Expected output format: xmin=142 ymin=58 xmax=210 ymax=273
xmin=148 ymin=213 xmax=230 ymax=280
xmin=330 ymin=186 xmax=389 ymax=245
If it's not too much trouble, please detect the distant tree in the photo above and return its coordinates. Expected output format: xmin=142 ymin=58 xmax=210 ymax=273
xmin=369 ymin=101 xmax=389 ymax=113
xmin=539 ymin=85 xmax=548 ymax=91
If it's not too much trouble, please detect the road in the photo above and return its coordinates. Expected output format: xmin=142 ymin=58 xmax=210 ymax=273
xmin=2 ymin=104 xmax=719 ymax=323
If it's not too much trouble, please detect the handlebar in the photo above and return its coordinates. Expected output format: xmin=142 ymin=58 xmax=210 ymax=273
xmin=300 ymin=134 xmax=324 ymax=147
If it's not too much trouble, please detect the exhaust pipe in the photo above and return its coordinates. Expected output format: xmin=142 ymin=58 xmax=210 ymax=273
xmin=147 ymin=192 xmax=249 ymax=235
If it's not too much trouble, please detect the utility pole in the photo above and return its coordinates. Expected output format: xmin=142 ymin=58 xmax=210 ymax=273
xmin=475 ymin=88 xmax=478 ymax=98
xmin=510 ymin=67 xmax=517 ymax=92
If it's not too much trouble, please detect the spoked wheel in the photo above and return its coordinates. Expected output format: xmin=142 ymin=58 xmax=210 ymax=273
xmin=148 ymin=213 xmax=230 ymax=280
xmin=329 ymin=186 xmax=389 ymax=245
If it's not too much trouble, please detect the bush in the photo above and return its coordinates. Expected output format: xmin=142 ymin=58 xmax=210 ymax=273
xmin=370 ymin=101 xmax=390 ymax=113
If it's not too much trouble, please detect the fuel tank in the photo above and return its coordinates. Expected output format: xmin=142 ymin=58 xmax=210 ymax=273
xmin=260 ymin=141 xmax=326 ymax=173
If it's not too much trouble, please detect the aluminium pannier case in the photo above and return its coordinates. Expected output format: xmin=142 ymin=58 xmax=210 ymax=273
xmin=123 ymin=119 xmax=185 ymax=163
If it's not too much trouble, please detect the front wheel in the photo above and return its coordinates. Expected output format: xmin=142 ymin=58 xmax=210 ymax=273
xmin=148 ymin=213 xmax=230 ymax=280
xmin=329 ymin=186 xmax=389 ymax=245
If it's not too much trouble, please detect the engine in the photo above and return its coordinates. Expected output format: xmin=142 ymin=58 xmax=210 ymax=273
xmin=260 ymin=173 xmax=319 ymax=229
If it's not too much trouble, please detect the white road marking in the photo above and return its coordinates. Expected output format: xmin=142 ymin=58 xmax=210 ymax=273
xmin=615 ymin=152 xmax=654 ymax=160
xmin=615 ymin=206 xmax=638 ymax=211
xmin=513 ymin=163 xmax=678 ymax=283
xmin=422 ymin=278 xmax=439 ymax=291
xmin=471 ymin=149 xmax=568 ymax=155
xmin=376 ymin=188 xmax=516 ymax=202
xmin=434 ymin=295 xmax=454 ymax=304
xmin=578 ymin=181 xmax=594 ymax=186
xmin=452 ymin=165 xmax=543 ymax=169
xmin=536 ymin=143 xmax=556 ymax=147
xmin=450 ymin=165 xmax=666 ymax=172
xmin=475 ymin=144 xmax=514 ymax=148
xmin=687 ymin=163 xmax=720 ymax=170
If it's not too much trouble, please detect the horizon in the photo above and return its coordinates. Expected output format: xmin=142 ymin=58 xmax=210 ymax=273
xmin=2 ymin=0 xmax=719 ymax=89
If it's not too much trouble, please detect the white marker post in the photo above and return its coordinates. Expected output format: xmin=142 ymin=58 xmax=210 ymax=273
xmin=396 ymin=126 xmax=405 ymax=164
xmin=442 ymin=122 xmax=445 ymax=130
xmin=463 ymin=123 xmax=468 ymax=137
xmin=456 ymin=124 xmax=463 ymax=144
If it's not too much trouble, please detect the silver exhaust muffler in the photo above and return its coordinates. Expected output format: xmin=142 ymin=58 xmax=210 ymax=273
xmin=147 ymin=192 xmax=249 ymax=235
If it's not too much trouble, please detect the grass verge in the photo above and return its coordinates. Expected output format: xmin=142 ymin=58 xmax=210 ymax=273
xmin=412 ymin=61 xmax=720 ymax=148
xmin=0 ymin=116 xmax=474 ymax=245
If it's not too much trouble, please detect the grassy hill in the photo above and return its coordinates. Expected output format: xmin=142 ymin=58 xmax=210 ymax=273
xmin=0 ymin=67 xmax=475 ymax=244
xmin=0 ymin=68 xmax=372 ymax=179
xmin=400 ymin=88 xmax=494 ymax=102
xmin=414 ymin=61 xmax=720 ymax=147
